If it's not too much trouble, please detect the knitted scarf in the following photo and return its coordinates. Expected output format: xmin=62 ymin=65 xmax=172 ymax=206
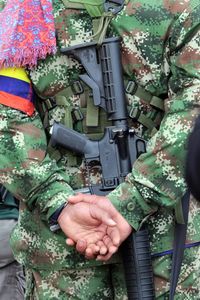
xmin=0 ymin=0 xmax=57 ymax=68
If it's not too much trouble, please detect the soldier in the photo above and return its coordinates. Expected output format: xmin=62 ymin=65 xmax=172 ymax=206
xmin=0 ymin=0 xmax=200 ymax=299
xmin=0 ymin=189 xmax=25 ymax=300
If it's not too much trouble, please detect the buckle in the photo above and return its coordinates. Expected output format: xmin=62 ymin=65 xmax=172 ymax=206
xmin=126 ymin=80 xmax=137 ymax=95
xmin=104 ymin=0 xmax=125 ymax=14
xmin=44 ymin=97 xmax=56 ymax=110
xmin=71 ymin=107 xmax=84 ymax=122
xmin=128 ymin=106 xmax=140 ymax=120
xmin=71 ymin=81 xmax=84 ymax=95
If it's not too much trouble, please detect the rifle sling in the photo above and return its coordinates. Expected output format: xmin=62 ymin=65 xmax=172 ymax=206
xmin=169 ymin=190 xmax=190 ymax=299
xmin=0 ymin=184 xmax=8 ymax=203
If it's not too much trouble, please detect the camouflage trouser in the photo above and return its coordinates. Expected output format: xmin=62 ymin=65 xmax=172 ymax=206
xmin=25 ymin=246 xmax=200 ymax=300
xmin=26 ymin=263 xmax=128 ymax=300
xmin=0 ymin=220 xmax=25 ymax=300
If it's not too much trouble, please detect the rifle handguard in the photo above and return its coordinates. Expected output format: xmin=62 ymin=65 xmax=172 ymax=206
xmin=122 ymin=228 xmax=155 ymax=300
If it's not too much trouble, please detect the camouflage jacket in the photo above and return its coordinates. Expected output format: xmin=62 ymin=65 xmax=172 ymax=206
xmin=1 ymin=0 xmax=200 ymax=271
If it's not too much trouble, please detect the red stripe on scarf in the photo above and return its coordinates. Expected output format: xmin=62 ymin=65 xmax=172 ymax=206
xmin=0 ymin=91 xmax=35 ymax=116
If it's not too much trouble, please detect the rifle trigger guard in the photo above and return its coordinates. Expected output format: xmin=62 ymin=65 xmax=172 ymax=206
xmin=104 ymin=0 xmax=125 ymax=15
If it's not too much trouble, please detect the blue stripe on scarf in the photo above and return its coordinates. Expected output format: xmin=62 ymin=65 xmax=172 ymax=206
xmin=0 ymin=75 xmax=33 ymax=102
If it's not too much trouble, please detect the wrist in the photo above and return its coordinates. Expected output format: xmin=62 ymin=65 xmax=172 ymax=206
xmin=49 ymin=202 xmax=68 ymax=232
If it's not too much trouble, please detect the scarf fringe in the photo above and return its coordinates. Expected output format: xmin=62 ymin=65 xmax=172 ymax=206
xmin=0 ymin=46 xmax=57 ymax=69
xmin=0 ymin=0 xmax=56 ymax=68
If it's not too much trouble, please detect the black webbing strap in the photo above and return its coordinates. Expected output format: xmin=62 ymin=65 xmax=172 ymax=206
xmin=169 ymin=190 xmax=190 ymax=299
xmin=0 ymin=184 xmax=8 ymax=203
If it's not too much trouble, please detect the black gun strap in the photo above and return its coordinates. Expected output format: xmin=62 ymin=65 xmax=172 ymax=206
xmin=0 ymin=184 xmax=8 ymax=203
xmin=169 ymin=190 xmax=190 ymax=300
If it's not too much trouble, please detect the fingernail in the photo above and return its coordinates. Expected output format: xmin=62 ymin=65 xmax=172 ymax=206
xmin=107 ymin=219 xmax=116 ymax=226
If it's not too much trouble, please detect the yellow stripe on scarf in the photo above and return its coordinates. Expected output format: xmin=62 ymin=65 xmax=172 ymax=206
xmin=0 ymin=67 xmax=30 ymax=83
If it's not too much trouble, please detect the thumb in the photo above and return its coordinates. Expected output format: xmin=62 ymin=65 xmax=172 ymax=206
xmin=68 ymin=194 xmax=98 ymax=204
xmin=89 ymin=204 xmax=116 ymax=226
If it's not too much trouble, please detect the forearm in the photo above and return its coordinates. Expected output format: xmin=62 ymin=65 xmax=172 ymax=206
xmin=0 ymin=105 xmax=74 ymax=219
xmin=109 ymin=5 xmax=200 ymax=230
xmin=109 ymin=81 xmax=200 ymax=230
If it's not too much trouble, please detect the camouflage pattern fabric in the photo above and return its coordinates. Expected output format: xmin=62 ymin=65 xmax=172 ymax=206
xmin=0 ymin=0 xmax=200 ymax=299
xmin=25 ymin=263 xmax=128 ymax=300
xmin=24 ymin=246 xmax=200 ymax=299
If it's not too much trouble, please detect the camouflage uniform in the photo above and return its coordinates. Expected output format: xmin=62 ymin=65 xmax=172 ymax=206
xmin=0 ymin=0 xmax=200 ymax=299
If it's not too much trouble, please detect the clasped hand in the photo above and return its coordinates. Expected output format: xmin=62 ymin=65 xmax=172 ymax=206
xmin=58 ymin=194 xmax=132 ymax=261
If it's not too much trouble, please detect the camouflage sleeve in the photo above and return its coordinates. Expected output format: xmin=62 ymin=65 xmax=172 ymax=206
xmin=108 ymin=3 xmax=200 ymax=231
xmin=0 ymin=105 xmax=74 ymax=220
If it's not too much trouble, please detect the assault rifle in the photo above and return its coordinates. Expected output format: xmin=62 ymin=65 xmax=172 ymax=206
xmin=51 ymin=37 xmax=155 ymax=299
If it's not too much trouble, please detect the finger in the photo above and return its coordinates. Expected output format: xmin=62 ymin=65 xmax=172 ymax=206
xmin=103 ymin=236 xmax=118 ymax=254
xmin=85 ymin=245 xmax=99 ymax=260
xmin=68 ymin=194 xmax=98 ymax=204
xmin=66 ymin=238 xmax=75 ymax=246
xmin=96 ymin=241 xmax=108 ymax=255
xmin=96 ymin=235 xmax=119 ymax=261
xmin=85 ymin=253 xmax=96 ymax=260
xmin=76 ymin=240 xmax=87 ymax=254
xmin=90 ymin=204 xmax=116 ymax=226
xmin=102 ymin=235 xmax=112 ymax=248
xmin=107 ymin=227 xmax=120 ymax=246
xmin=96 ymin=246 xmax=118 ymax=261
xmin=86 ymin=244 xmax=100 ymax=256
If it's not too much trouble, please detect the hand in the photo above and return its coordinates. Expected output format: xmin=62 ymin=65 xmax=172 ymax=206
xmin=68 ymin=194 xmax=132 ymax=261
xmin=58 ymin=200 xmax=121 ymax=258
